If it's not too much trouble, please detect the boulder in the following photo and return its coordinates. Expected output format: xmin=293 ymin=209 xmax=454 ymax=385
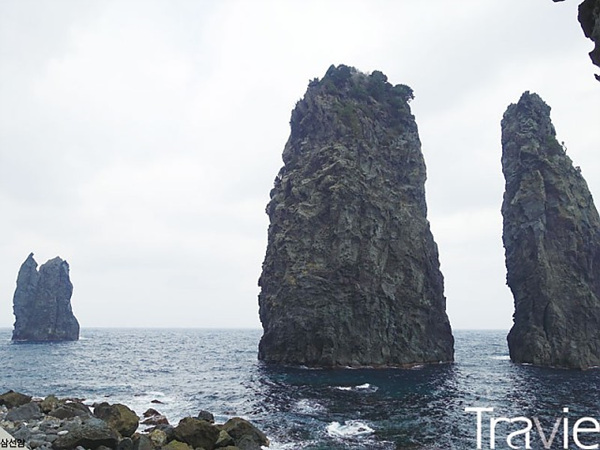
xmin=40 ymin=394 xmax=61 ymax=413
xmin=52 ymin=417 xmax=120 ymax=450
xmin=141 ymin=408 xmax=168 ymax=426
xmin=141 ymin=415 xmax=168 ymax=426
xmin=501 ymin=91 xmax=600 ymax=369
xmin=0 ymin=390 xmax=32 ymax=409
xmin=215 ymin=429 xmax=235 ymax=447
xmin=222 ymin=417 xmax=269 ymax=450
xmin=173 ymin=417 xmax=219 ymax=450
xmin=148 ymin=429 xmax=167 ymax=447
xmin=117 ymin=437 xmax=134 ymax=450
xmin=11 ymin=253 xmax=79 ymax=341
xmin=197 ymin=409 xmax=215 ymax=423
xmin=94 ymin=402 xmax=139 ymax=437
xmin=49 ymin=402 xmax=92 ymax=419
xmin=161 ymin=441 xmax=192 ymax=450
xmin=132 ymin=434 xmax=154 ymax=450
xmin=258 ymin=64 xmax=454 ymax=367
xmin=5 ymin=401 xmax=43 ymax=421
xmin=142 ymin=408 xmax=160 ymax=418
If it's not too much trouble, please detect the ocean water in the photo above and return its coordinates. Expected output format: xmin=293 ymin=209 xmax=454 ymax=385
xmin=2 ymin=328 xmax=600 ymax=449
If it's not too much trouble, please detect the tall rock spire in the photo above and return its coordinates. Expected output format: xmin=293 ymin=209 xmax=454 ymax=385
xmin=12 ymin=253 xmax=80 ymax=341
xmin=501 ymin=91 xmax=600 ymax=369
xmin=257 ymin=65 xmax=454 ymax=367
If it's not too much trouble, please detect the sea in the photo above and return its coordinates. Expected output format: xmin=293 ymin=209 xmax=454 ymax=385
xmin=2 ymin=328 xmax=600 ymax=449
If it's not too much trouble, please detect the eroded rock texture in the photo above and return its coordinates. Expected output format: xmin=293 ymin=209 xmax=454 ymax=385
xmin=501 ymin=91 xmax=600 ymax=369
xmin=258 ymin=65 xmax=454 ymax=367
xmin=12 ymin=253 xmax=80 ymax=341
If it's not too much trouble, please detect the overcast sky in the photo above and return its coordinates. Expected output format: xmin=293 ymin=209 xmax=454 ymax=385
xmin=1 ymin=0 xmax=598 ymax=330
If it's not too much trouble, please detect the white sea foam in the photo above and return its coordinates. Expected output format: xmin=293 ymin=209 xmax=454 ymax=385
xmin=326 ymin=420 xmax=374 ymax=438
xmin=292 ymin=398 xmax=326 ymax=414
xmin=490 ymin=355 xmax=511 ymax=360
xmin=268 ymin=441 xmax=318 ymax=450
xmin=334 ymin=383 xmax=378 ymax=393
xmin=355 ymin=383 xmax=377 ymax=392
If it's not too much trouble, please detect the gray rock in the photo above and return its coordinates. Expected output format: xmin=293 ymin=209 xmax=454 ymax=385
xmin=52 ymin=417 xmax=120 ymax=450
xmin=5 ymin=401 xmax=43 ymax=421
xmin=140 ymin=408 xmax=168 ymax=426
xmin=44 ymin=434 xmax=58 ymax=443
xmin=28 ymin=439 xmax=47 ymax=449
xmin=215 ymin=429 xmax=235 ymax=447
xmin=40 ymin=395 xmax=60 ymax=413
xmin=117 ymin=437 xmax=133 ymax=450
xmin=196 ymin=410 xmax=214 ymax=423
xmin=49 ymin=402 xmax=92 ymax=419
xmin=149 ymin=423 xmax=175 ymax=441
xmin=11 ymin=253 xmax=79 ymax=341
xmin=222 ymin=417 xmax=268 ymax=450
xmin=161 ymin=441 xmax=192 ymax=450
xmin=147 ymin=429 xmax=167 ymax=447
xmin=173 ymin=417 xmax=219 ymax=450
xmin=12 ymin=424 xmax=32 ymax=442
xmin=258 ymin=64 xmax=454 ymax=367
xmin=501 ymin=91 xmax=600 ymax=369
xmin=0 ymin=390 xmax=32 ymax=409
xmin=142 ymin=409 xmax=160 ymax=418
xmin=93 ymin=402 xmax=139 ymax=437
xmin=132 ymin=434 xmax=155 ymax=450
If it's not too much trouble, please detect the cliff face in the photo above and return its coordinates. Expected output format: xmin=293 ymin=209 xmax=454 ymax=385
xmin=501 ymin=92 xmax=600 ymax=369
xmin=12 ymin=253 xmax=80 ymax=341
xmin=257 ymin=65 xmax=454 ymax=367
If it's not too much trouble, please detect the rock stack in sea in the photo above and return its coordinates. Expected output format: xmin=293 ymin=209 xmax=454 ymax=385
xmin=12 ymin=253 xmax=80 ymax=342
xmin=501 ymin=91 xmax=600 ymax=369
xmin=258 ymin=64 xmax=454 ymax=367
xmin=0 ymin=390 xmax=269 ymax=450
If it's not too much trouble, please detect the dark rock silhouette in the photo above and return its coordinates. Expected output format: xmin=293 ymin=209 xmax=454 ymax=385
xmin=12 ymin=253 xmax=80 ymax=341
xmin=579 ymin=0 xmax=600 ymax=79
xmin=258 ymin=65 xmax=454 ymax=367
xmin=553 ymin=0 xmax=600 ymax=80
xmin=501 ymin=91 xmax=600 ymax=369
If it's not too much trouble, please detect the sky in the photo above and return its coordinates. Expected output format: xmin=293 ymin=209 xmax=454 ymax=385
xmin=0 ymin=0 xmax=598 ymax=330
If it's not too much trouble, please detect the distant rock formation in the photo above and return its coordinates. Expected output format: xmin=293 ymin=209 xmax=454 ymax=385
xmin=257 ymin=65 xmax=454 ymax=367
xmin=12 ymin=253 xmax=80 ymax=341
xmin=501 ymin=91 xmax=600 ymax=369
xmin=553 ymin=0 xmax=600 ymax=80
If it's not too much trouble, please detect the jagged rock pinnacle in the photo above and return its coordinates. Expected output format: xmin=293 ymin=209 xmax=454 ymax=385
xmin=501 ymin=91 xmax=600 ymax=369
xmin=12 ymin=253 xmax=80 ymax=341
xmin=257 ymin=65 xmax=454 ymax=367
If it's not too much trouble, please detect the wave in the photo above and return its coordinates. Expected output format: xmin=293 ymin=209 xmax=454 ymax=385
xmin=292 ymin=398 xmax=327 ymax=414
xmin=334 ymin=383 xmax=378 ymax=393
xmin=326 ymin=420 xmax=374 ymax=438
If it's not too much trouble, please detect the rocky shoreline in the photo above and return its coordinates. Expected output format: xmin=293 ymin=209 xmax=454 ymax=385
xmin=0 ymin=391 xmax=269 ymax=450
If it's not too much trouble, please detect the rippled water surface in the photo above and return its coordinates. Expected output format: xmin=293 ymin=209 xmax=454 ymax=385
xmin=2 ymin=329 xmax=600 ymax=449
